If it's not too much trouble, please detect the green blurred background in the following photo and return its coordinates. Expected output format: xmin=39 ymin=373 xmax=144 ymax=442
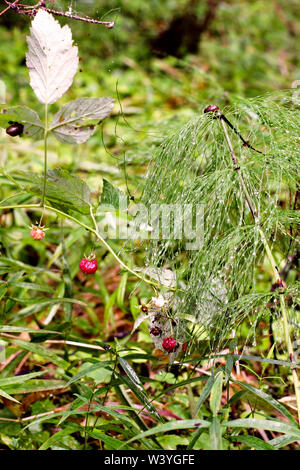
xmin=0 ymin=0 xmax=299 ymax=194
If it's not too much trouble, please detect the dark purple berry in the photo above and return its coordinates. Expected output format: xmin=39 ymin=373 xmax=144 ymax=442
xmin=203 ymin=104 xmax=219 ymax=114
xmin=150 ymin=327 xmax=162 ymax=336
xmin=6 ymin=122 xmax=24 ymax=137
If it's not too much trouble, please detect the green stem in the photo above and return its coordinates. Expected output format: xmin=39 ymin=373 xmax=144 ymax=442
xmin=89 ymin=205 xmax=159 ymax=288
xmin=0 ymin=168 xmax=23 ymax=190
xmin=220 ymin=116 xmax=300 ymax=425
xmin=0 ymin=191 xmax=26 ymax=205
xmin=0 ymin=203 xmax=161 ymax=290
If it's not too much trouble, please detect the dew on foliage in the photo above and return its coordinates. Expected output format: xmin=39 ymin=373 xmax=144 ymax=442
xmin=137 ymin=90 xmax=300 ymax=357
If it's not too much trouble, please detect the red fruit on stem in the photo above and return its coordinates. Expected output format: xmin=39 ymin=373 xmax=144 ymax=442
xmin=79 ymin=257 xmax=98 ymax=274
xmin=30 ymin=226 xmax=45 ymax=241
xmin=162 ymin=336 xmax=178 ymax=353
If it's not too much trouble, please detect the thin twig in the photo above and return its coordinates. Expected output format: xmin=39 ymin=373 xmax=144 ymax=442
xmin=2 ymin=0 xmax=115 ymax=27
xmin=0 ymin=0 xmax=21 ymax=17
xmin=220 ymin=114 xmax=264 ymax=155
xmin=0 ymin=203 xmax=164 ymax=290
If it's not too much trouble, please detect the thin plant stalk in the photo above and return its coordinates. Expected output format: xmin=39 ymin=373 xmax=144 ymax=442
xmin=219 ymin=115 xmax=300 ymax=425
xmin=88 ymin=205 xmax=158 ymax=288
xmin=0 ymin=203 xmax=162 ymax=290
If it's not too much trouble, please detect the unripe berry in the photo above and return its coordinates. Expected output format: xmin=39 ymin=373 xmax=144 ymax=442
xmin=30 ymin=226 xmax=46 ymax=241
xmin=79 ymin=257 xmax=98 ymax=274
xmin=162 ymin=336 xmax=178 ymax=353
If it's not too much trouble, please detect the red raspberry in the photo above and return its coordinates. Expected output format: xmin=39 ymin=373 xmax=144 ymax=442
xmin=150 ymin=327 xmax=162 ymax=336
xmin=79 ymin=257 xmax=98 ymax=274
xmin=30 ymin=226 xmax=46 ymax=241
xmin=162 ymin=336 xmax=178 ymax=353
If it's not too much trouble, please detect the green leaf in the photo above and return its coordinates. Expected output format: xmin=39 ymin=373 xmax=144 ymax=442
xmin=66 ymin=361 xmax=113 ymax=386
xmin=224 ymin=354 xmax=234 ymax=382
xmin=7 ymin=281 xmax=54 ymax=293
xmin=0 ymin=388 xmax=20 ymax=403
xmin=104 ymin=290 xmax=117 ymax=328
xmin=232 ymin=380 xmax=298 ymax=426
xmin=231 ymin=434 xmax=276 ymax=450
xmin=0 ymin=256 xmax=52 ymax=275
xmin=210 ymin=417 xmax=223 ymax=450
xmin=0 ymin=285 xmax=7 ymax=300
xmin=124 ymin=419 xmax=210 ymax=446
xmin=61 ymin=227 xmax=73 ymax=323
xmin=49 ymin=97 xmax=114 ymax=144
xmin=231 ymin=354 xmax=300 ymax=369
xmin=116 ymin=272 xmax=128 ymax=308
xmin=0 ymin=106 xmax=44 ymax=139
xmin=0 ymin=326 xmax=60 ymax=335
xmin=158 ymin=434 xmax=189 ymax=450
xmin=154 ymin=376 xmax=206 ymax=403
xmin=100 ymin=179 xmax=128 ymax=211
xmin=0 ymin=351 xmax=27 ymax=379
xmin=209 ymin=371 xmax=223 ymax=416
xmin=8 ymin=338 xmax=69 ymax=368
xmin=187 ymin=426 xmax=206 ymax=450
xmin=117 ymin=357 xmax=163 ymax=422
xmin=0 ymin=371 xmax=45 ymax=387
xmin=85 ymin=429 xmax=135 ymax=450
xmin=225 ymin=418 xmax=300 ymax=438
xmin=39 ymin=424 xmax=79 ymax=450
xmin=269 ymin=434 xmax=300 ymax=449
xmin=8 ymin=297 xmax=86 ymax=322
xmin=195 ymin=374 xmax=216 ymax=416
xmin=16 ymin=169 xmax=91 ymax=215
xmin=3 ymin=379 xmax=67 ymax=394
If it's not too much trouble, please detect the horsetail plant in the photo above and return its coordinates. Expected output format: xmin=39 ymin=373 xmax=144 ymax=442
xmin=142 ymin=91 xmax=300 ymax=423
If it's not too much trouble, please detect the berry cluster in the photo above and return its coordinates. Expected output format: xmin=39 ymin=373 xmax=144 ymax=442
xmin=150 ymin=327 xmax=162 ymax=337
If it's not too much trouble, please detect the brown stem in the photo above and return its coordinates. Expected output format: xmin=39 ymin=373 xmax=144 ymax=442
xmin=2 ymin=0 xmax=114 ymax=27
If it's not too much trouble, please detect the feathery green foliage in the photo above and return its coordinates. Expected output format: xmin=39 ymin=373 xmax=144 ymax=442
xmin=142 ymin=90 xmax=300 ymax=352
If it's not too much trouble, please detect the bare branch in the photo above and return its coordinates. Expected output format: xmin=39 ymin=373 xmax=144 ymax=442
xmin=1 ymin=0 xmax=115 ymax=27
